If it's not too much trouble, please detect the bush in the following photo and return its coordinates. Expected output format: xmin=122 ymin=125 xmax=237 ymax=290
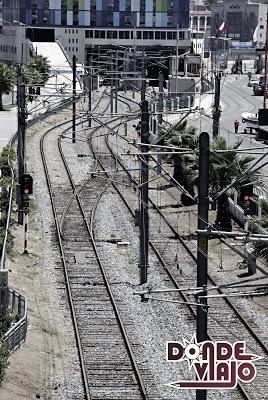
xmin=0 ymin=340 xmax=9 ymax=385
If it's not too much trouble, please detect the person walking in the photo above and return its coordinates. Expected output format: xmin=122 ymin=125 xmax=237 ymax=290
xmin=234 ymin=119 xmax=240 ymax=134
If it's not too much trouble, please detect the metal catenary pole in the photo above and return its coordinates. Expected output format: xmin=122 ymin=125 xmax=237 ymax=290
xmin=110 ymin=54 xmax=114 ymax=115
xmin=196 ymin=131 xmax=210 ymax=400
xmin=88 ymin=57 xmax=92 ymax=127
xmin=115 ymin=50 xmax=118 ymax=114
xmin=17 ymin=64 xmax=26 ymax=225
xmin=212 ymin=72 xmax=221 ymax=138
xmin=72 ymin=54 xmax=76 ymax=143
xmin=141 ymin=49 xmax=146 ymax=102
xmin=139 ymin=100 xmax=150 ymax=285
xmin=263 ymin=6 xmax=268 ymax=109
xmin=157 ymin=71 xmax=164 ymax=174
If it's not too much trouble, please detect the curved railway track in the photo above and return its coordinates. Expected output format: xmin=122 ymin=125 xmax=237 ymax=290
xmin=87 ymin=103 xmax=267 ymax=400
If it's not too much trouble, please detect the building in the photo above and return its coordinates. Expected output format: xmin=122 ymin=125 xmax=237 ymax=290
xmin=254 ymin=1 xmax=267 ymax=49
xmin=3 ymin=1 xmax=189 ymax=29
xmin=0 ymin=0 xmax=192 ymax=80
xmin=210 ymin=0 xmax=258 ymax=42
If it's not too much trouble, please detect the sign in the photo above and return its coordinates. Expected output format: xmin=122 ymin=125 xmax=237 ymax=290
xmin=166 ymin=335 xmax=261 ymax=390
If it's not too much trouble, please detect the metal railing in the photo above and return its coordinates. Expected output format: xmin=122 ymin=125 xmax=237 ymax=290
xmin=0 ymin=150 xmax=14 ymax=271
xmin=3 ymin=288 xmax=27 ymax=352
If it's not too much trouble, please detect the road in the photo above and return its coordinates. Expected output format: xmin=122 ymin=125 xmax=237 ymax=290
xmin=189 ymin=74 xmax=268 ymax=194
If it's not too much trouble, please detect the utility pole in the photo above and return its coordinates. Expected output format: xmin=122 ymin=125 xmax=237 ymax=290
xmin=141 ymin=49 xmax=146 ymax=102
xmin=263 ymin=7 xmax=268 ymax=109
xmin=87 ymin=57 xmax=92 ymax=127
xmin=72 ymin=54 xmax=76 ymax=143
xmin=17 ymin=64 xmax=26 ymax=225
xmin=115 ymin=50 xmax=118 ymax=114
xmin=139 ymin=100 xmax=150 ymax=286
xmin=157 ymin=71 xmax=164 ymax=174
xmin=110 ymin=54 xmax=114 ymax=114
xmin=196 ymin=131 xmax=209 ymax=400
xmin=212 ymin=72 xmax=221 ymax=138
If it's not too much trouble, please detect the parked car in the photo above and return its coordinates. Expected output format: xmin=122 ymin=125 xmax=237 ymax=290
xmin=247 ymin=79 xmax=259 ymax=87
xmin=253 ymin=85 xmax=265 ymax=96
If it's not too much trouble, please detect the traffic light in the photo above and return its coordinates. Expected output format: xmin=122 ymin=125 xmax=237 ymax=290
xmin=20 ymin=174 xmax=33 ymax=195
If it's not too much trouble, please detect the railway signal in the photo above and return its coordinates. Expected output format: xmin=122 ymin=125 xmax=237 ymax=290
xmin=239 ymin=181 xmax=253 ymax=216
xmin=21 ymin=173 xmax=33 ymax=195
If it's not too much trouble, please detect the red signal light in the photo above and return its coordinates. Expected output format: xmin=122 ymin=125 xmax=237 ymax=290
xmin=244 ymin=195 xmax=250 ymax=201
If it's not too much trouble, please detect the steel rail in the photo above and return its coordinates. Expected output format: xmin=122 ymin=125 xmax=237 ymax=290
xmin=57 ymin=137 xmax=149 ymax=400
xmin=40 ymin=93 xmax=149 ymax=399
xmin=87 ymin=108 xmax=265 ymax=400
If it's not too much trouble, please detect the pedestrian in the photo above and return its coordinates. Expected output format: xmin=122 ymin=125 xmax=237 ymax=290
xmin=234 ymin=119 xmax=240 ymax=134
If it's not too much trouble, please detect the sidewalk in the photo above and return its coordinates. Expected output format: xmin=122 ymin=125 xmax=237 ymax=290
xmin=0 ymin=102 xmax=17 ymax=151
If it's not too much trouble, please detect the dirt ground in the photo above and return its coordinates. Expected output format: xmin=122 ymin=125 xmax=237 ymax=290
xmin=0 ymin=213 xmax=64 ymax=399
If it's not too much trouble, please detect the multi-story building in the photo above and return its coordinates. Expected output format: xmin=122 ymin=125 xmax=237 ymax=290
xmin=3 ymin=1 xmax=189 ymax=28
xmin=1 ymin=0 xmax=192 ymax=79
xmin=210 ymin=0 xmax=258 ymax=42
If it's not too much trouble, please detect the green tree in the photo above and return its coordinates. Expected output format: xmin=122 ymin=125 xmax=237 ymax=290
xmin=209 ymin=137 xmax=255 ymax=231
xmin=0 ymin=64 xmax=16 ymax=111
xmin=164 ymin=120 xmax=198 ymax=206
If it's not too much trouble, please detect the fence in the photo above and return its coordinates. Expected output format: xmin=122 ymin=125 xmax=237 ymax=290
xmin=3 ymin=288 xmax=27 ymax=352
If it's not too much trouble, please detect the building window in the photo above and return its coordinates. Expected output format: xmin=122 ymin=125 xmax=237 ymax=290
xmin=160 ymin=32 xmax=166 ymax=40
xmin=149 ymin=31 xmax=154 ymax=40
xmin=155 ymin=31 xmax=160 ymax=39
xmin=143 ymin=31 xmax=149 ymax=39
xmin=260 ymin=25 xmax=264 ymax=29
xmin=167 ymin=31 xmax=173 ymax=40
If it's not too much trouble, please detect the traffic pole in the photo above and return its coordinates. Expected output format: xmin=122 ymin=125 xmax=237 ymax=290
xmin=72 ymin=55 xmax=76 ymax=143
xmin=139 ymin=100 xmax=150 ymax=286
xmin=196 ymin=132 xmax=210 ymax=400
xmin=212 ymin=72 xmax=221 ymax=138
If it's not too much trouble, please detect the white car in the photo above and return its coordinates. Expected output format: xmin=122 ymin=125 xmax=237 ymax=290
xmin=247 ymin=79 xmax=259 ymax=87
xmin=241 ymin=112 xmax=258 ymax=125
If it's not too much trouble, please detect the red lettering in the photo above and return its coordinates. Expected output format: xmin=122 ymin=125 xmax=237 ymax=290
xmin=234 ymin=342 xmax=249 ymax=360
xmin=217 ymin=342 xmax=232 ymax=361
xmin=216 ymin=362 xmax=230 ymax=381
xmin=194 ymin=363 xmax=208 ymax=380
xmin=238 ymin=362 xmax=256 ymax=382
xmin=167 ymin=342 xmax=184 ymax=361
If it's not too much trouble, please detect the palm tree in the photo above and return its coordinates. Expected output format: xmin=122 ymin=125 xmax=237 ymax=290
xmin=164 ymin=120 xmax=198 ymax=205
xmin=252 ymin=199 xmax=268 ymax=266
xmin=0 ymin=64 xmax=16 ymax=111
xmin=27 ymin=55 xmax=50 ymax=85
xmin=209 ymin=137 xmax=255 ymax=231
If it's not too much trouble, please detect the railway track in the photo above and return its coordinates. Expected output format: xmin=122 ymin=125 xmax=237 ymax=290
xmin=39 ymin=95 xmax=150 ymax=400
xmin=87 ymin=104 xmax=268 ymax=400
